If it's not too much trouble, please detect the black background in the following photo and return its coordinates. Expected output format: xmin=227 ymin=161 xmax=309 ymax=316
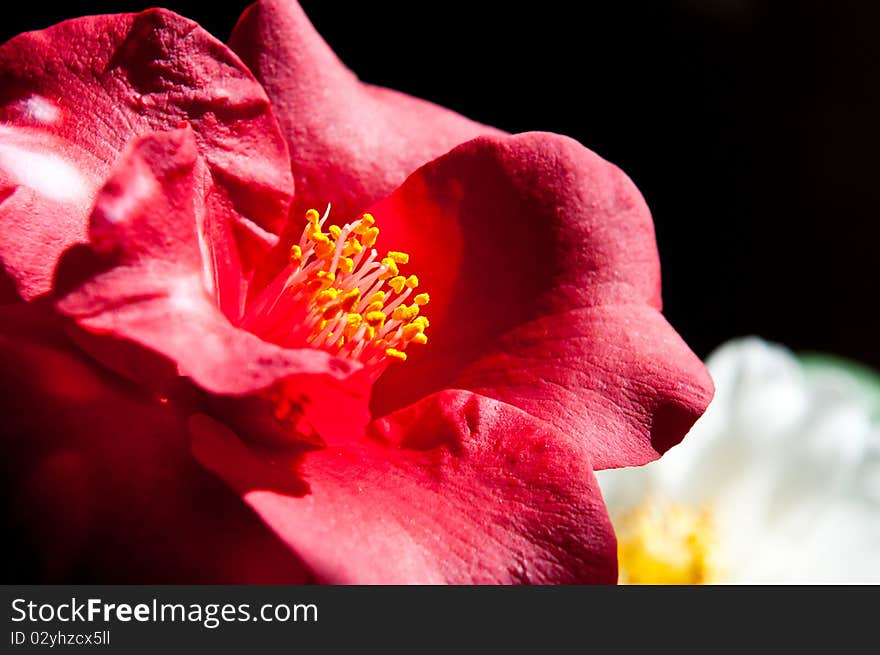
xmin=2 ymin=1 xmax=878 ymax=367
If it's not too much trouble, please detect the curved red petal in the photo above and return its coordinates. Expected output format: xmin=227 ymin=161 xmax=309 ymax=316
xmin=190 ymin=389 xmax=618 ymax=584
xmin=229 ymin=0 xmax=502 ymax=224
xmin=0 ymin=301 xmax=309 ymax=583
xmin=55 ymin=128 xmax=355 ymax=396
xmin=458 ymin=304 xmax=714 ymax=468
xmin=0 ymin=8 xmax=293 ymax=299
xmin=367 ymin=132 xmax=713 ymax=468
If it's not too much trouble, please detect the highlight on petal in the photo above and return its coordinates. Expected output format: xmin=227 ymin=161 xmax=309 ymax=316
xmin=0 ymin=126 xmax=104 ymax=299
xmin=229 ymin=0 xmax=503 ymax=224
xmin=190 ymin=389 xmax=618 ymax=584
xmin=366 ymin=132 xmax=713 ymax=468
xmin=55 ymin=128 xmax=355 ymax=397
xmin=0 ymin=301 xmax=309 ymax=583
xmin=0 ymin=127 xmax=90 ymax=204
xmin=0 ymin=8 xmax=294 ymax=299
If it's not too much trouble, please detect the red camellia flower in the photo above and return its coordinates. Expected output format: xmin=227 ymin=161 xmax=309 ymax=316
xmin=0 ymin=1 xmax=713 ymax=583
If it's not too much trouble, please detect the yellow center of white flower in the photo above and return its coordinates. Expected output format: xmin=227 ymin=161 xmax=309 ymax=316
xmin=286 ymin=207 xmax=429 ymax=366
xmin=615 ymin=497 xmax=719 ymax=584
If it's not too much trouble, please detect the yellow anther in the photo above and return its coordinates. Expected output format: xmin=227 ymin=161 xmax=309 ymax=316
xmin=362 ymin=226 xmax=379 ymax=248
xmin=339 ymin=257 xmax=354 ymax=274
xmin=314 ymin=240 xmax=335 ymax=259
xmin=314 ymin=288 xmax=339 ymax=305
xmin=388 ymin=276 xmax=407 ymax=294
xmin=405 ymin=275 xmax=419 ymax=289
xmin=306 ymin=224 xmax=328 ymax=243
xmin=317 ymin=319 xmax=328 ymax=332
xmin=391 ymin=305 xmax=419 ymax=323
xmin=385 ymin=348 xmax=407 ymax=362
xmin=365 ymin=311 xmax=387 ymax=328
xmin=379 ymin=258 xmax=399 ymax=279
xmin=364 ymin=325 xmax=376 ymax=341
xmin=401 ymin=322 xmax=424 ymax=341
xmin=340 ymin=288 xmax=361 ymax=312
xmin=337 ymin=335 xmax=345 ymax=348
xmin=387 ymin=251 xmax=410 ymax=265
xmin=328 ymin=225 xmax=342 ymax=239
xmin=410 ymin=332 xmax=428 ymax=345
xmin=290 ymin=244 xmax=303 ymax=265
xmin=354 ymin=213 xmax=375 ymax=234
xmin=345 ymin=312 xmax=363 ymax=334
xmin=365 ymin=300 xmax=385 ymax=314
xmin=368 ymin=291 xmax=386 ymax=304
xmin=315 ymin=270 xmax=335 ymax=290
xmin=414 ymin=292 xmax=430 ymax=306
xmin=413 ymin=316 xmax=430 ymax=330
xmin=305 ymin=208 xmax=321 ymax=224
xmin=343 ymin=239 xmax=363 ymax=256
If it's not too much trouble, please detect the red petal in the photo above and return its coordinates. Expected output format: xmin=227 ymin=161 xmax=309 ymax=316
xmin=368 ymin=132 xmax=713 ymax=468
xmin=56 ymin=128 xmax=355 ymax=396
xmin=459 ymin=304 xmax=713 ymax=469
xmin=228 ymin=0 xmax=502 ymax=224
xmin=0 ymin=8 xmax=293 ymax=300
xmin=0 ymin=301 xmax=309 ymax=582
xmin=0 ymin=127 xmax=104 ymax=300
xmin=190 ymin=389 xmax=618 ymax=584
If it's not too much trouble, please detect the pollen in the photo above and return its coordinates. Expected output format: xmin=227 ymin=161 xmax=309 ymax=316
xmin=345 ymin=313 xmax=362 ymax=332
xmin=290 ymin=244 xmax=303 ymax=265
xmin=387 ymin=251 xmax=410 ymax=265
xmin=354 ymin=213 xmax=375 ymax=233
xmin=275 ymin=205 xmax=430 ymax=371
xmin=615 ymin=496 xmax=719 ymax=585
xmin=339 ymin=257 xmax=354 ymax=274
xmin=388 ymin=276 xmax=407 ymax=294
xmin=365 ymin=311 xmax=387 ymax=328
xmin=362 ymin=226 xmax=379 ymax=248
xmin=343 ymin=239 xmax=363 ymax=256
xmin=340 ymin=288 xmax=361 ymax=312
xmin=314 ymin=288 xmax=338 ymax=305
xmin=401 ymin=322 xmax=424 ymax=341
xmin=379 ymin=258 xmax=399 ymax=279
xmin=385 ymin=348 xmax=407 ymax=362
xmin=391 ymin=304 xmax=419 ymax=323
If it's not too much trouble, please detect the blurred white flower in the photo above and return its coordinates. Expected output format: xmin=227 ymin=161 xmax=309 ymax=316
xmin=597 ymin=337 xmax=880 ymax=584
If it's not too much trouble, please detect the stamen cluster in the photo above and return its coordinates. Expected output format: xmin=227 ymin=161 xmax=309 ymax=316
xmin=285 ymin=207 xmax=430 ymax=367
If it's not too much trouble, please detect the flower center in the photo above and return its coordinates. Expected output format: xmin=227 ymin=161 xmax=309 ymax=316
xmin=244 ymin=206 xmax=429 ymax=373
xmin=615 ymin=496 xmax=718 ymax=584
